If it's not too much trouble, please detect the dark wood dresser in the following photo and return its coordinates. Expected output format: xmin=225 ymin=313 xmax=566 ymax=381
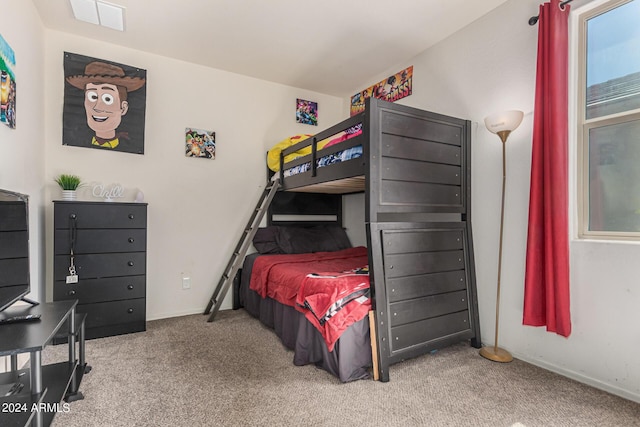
xmin=53 ymin=201 xmax=147 ymax=339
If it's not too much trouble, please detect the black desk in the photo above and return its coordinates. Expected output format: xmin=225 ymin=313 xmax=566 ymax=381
xmin=0 ymin=301 xmax=88 ymax=427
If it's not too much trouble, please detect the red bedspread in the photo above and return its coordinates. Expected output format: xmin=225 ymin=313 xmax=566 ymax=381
xmin=249 ymin=246 xmax=370 ymax=350
xmin=296 ymin=267 xmax=371 ymax=351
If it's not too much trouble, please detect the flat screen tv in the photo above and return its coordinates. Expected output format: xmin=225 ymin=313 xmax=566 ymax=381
xmin=0 ymin=189 xmax=31 ymax=312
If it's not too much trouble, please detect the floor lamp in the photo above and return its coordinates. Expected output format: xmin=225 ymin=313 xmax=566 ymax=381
xmin=480 ymin=110 xmax=524 ymax=363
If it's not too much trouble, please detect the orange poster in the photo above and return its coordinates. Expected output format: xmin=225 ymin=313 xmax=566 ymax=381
xmin=350 ymin=65 xmax=413 ymax=116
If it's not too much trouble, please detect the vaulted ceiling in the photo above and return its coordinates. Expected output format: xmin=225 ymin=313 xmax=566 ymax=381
xmin=32 ymin=0 xmax=510 ymax=97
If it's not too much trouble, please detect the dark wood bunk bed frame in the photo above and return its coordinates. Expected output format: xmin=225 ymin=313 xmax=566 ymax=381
xmin=248 ymin=97 xmax=481 ymax=382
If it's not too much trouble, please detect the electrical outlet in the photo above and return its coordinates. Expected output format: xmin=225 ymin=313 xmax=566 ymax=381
xmin=182 ymin=276 xmax=191 ymax=290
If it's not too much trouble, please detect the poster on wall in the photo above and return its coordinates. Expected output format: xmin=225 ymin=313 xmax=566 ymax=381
xmin=63 ymin=52 xmax=147 ymax=154
xmin=350 ymin=65 xmax=413 ymax=116
xmin=296 ymin=98 xmax=318 ymax=126
xmin=185 ymin=128 xmax=216 ymax=159
xmin=0 ymin=33 xmax=16 ymax=129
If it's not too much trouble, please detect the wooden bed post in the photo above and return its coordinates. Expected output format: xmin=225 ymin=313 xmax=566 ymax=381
xmin=368 ymin=310 xmax=379 ymax=381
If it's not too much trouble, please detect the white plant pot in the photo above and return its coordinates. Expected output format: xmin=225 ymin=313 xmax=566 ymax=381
xmin=62 ymin=190 xmax=77 ymax=201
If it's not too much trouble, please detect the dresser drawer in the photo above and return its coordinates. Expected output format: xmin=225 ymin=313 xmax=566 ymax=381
xmin=54 ymin=252 xmax=146 ymax=280
xmin=79 ymin=298 xmax=146 ymax=329
xmin=54 ymin=202 xmax=147 ymax=229
xmin=54 ymin=229 xmax=147 ymax=254
xmin=54 ymin=275 xmax=146 ymax=304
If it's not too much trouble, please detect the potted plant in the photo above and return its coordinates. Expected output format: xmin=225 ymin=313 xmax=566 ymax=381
xmin=54 ymin=174 xmax=82 ymax=201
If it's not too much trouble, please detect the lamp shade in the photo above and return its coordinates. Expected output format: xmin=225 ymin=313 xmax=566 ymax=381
xmin=484 ymin=110 xmax=524 ymax=134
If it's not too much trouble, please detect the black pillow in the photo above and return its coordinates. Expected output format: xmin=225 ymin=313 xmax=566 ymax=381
xmin=252 ymin=227 xmax=284 ymax=254
xmin=276 ymin=225 xmax=350 ymax=254
xmin=252 ymin=225 xmax=352 ymax=254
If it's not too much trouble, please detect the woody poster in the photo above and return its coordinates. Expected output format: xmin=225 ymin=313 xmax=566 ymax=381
xmin=63 ymin=52 xmax=147 ymax=154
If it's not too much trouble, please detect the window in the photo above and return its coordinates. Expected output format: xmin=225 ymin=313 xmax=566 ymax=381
xmin=579 ymin=0 xmax=640 ymax=239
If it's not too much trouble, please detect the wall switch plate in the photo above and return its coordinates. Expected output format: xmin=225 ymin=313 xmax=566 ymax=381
xmin=182 ymin=276 xmax=191 ymax=289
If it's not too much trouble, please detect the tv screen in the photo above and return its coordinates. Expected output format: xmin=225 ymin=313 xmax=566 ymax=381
xmin=0 ymin=189 xmax=30 ymax=312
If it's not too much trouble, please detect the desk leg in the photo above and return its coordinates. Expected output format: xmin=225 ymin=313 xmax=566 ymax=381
xmin=10 ymin=354 xmax=17 ymax=371
xmin=30 ymin=351 xmax=42 ymax=395
xmin=65 ymin=309 xmax=87 ymax=402
xmin=30 ymin=350 xmax=44 ymax=427
xmin=79 ymin=320 xmax=85 ymax=368
xmin=68 ymin=308 xmax=76 ymax=364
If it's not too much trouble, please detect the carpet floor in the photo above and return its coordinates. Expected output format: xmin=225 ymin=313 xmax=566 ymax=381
xmin=44 ymin=309 xmax=640 ymax=427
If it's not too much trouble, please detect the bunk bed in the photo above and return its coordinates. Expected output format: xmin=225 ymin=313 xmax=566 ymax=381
xmin=238 ymin=97 xmax=481 ymax=382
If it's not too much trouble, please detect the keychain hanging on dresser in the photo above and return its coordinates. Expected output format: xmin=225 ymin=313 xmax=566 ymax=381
xmin=66 ymin=214 xmax=79 ymax=284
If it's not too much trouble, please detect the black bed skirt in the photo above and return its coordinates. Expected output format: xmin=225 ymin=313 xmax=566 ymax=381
xmin=239 ymin=253 xmax=372 ymax=382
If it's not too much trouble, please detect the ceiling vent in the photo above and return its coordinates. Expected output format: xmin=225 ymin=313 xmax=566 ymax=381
xmin=69 ymin=0 xmax=125 ymax=32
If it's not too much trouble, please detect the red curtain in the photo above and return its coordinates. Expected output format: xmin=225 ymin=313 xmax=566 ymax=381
xmin=524 ymin=0 xmax=571 ymax=337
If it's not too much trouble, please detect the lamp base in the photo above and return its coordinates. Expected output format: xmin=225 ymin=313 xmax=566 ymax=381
xmin=479 ymin=346 xmax=513 ymax=363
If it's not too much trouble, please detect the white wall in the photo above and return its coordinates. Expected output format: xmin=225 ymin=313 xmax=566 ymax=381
xmin=364 ymin=0 xmax=639 ymax=403
xmin=0 ymin=0 xmax=45 ymax=371
xmin=42 ymin=33 xmax=347 ymax=320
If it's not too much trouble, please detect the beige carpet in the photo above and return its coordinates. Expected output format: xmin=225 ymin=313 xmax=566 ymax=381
xmin=44 ymin=309 xmax=640 ymax=427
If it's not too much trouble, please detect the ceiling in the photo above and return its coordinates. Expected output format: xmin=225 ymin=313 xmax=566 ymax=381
xmin=32 ymin=0 xmax=509 ymax=97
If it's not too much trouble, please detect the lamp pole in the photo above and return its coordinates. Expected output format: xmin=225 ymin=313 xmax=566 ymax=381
xmin=480 ymin=111 xmax=523 ymax=363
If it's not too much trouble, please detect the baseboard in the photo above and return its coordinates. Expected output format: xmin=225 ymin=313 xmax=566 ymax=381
xmin=513 ymin=351 xmax=640 ymax=404
xmin=146 ymin=307 xmax=216 ymax=321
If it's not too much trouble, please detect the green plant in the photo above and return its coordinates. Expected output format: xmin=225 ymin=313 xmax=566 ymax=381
xmin=54 ymin=174 xmax=82 ymax=190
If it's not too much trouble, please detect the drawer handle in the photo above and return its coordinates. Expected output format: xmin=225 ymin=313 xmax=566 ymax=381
xmin=128 ymin=214 xmax=135 ymax=220
xmin=127 ymin=284 xmax=134 ymax=290
xmin=128 ymin=261 xmax=134 ymax=266
xmin=69 ymin=214 xmax=77 ymax=219
xmin=127 ymin=308 xmax=134 ymax=314
xmin=128 ymin=238 xmax=135 ymax=243
xmin=68 ymin=290 xmax=76 ymax=296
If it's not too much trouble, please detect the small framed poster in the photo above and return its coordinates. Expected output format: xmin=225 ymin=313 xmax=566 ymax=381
xmin=296 ymin=98 xmax=318 ymax=126
xmin=185 ymin=128 xmax=216 ymax=159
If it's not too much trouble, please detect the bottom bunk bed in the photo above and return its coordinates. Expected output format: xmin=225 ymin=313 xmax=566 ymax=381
xmin=239 ymin=247 xmax=373 ymax=383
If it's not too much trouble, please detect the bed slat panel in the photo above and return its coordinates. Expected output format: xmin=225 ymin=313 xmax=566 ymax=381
xmin=384 ymin=250 xmax=464 ymax=278
xmin=390 ymin=311 xmax=472 ymax=352
xmin=380 ymin=157 xmax=461 ymax=186
xmin=389 ymin=290 xmax=469 ymax=327
xmin=383 ymin=229 xmax=463 ymax=253
xmin=381 ymin=135 xmax=461 ymax=166
xmin=381 ymin=111 xmax=462 ymax=146
xmin=380 ymin=181 xmax=461 ymax=207
xmin=387 ymin=270 xmax=467 ymax=303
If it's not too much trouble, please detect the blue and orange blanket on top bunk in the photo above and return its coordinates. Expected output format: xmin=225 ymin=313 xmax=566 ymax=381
xmin=267 ymin=124 xmax=363 ymax=177
xmin=249 ymin=246 xmax=371 ymax=351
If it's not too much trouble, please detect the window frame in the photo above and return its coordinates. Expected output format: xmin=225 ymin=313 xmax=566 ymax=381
xmin=577 ymin=0 xmax=640 ymax=240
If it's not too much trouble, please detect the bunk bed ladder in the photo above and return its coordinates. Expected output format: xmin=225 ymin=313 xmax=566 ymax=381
xmin=204 ymin=179 xmax=280 ymax=321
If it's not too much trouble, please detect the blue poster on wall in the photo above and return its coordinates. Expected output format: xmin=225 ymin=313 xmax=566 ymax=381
xmin=0 ymin=33 xmax=16 ymax=129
